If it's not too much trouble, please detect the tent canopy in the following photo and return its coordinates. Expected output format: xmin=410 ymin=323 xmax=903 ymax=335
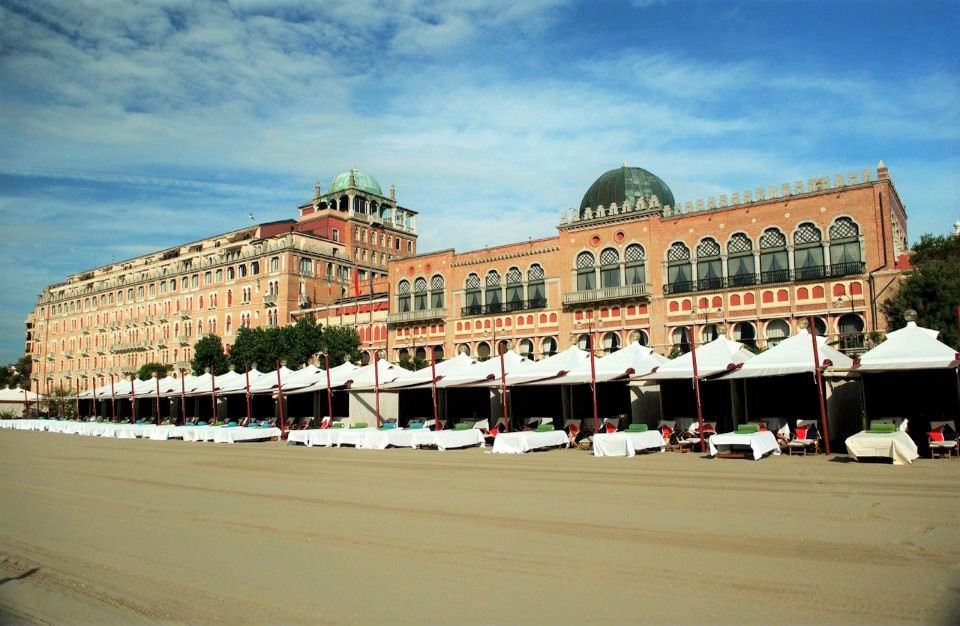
xmin=855 ymin=321 xmax=960 ymax=372
xmin=499 ymin=346 xmax=592 ymax=386
xmin=519 ymin=342 xmax=667 ymax=386
xmin=724 ymin=332 xmax=853 ymax=379
xmin=433 ymin=350 xmax=533 ymax=388
xmin=285 ymin=362 xmax=361 ymax=395
xmin=348 ymin=359 xmax=416 ymax=390
xmin=639 ymin=337 xmax=753 ymax=380
xmin=379 ymin=353 xmax=477 ymax=390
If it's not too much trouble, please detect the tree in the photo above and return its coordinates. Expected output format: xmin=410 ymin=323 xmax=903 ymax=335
xmin=285 ymin=316 xmax=324 ymax=367
xmin=191 ymin=334 xmax=230 ymax=376
xmin=137 ymin=362 xmax=170 ymax=381
xmin=397 ymin=353 xmax=427 ymax=371
xmin=0 ymin=356 xmax=32 ymax=389
xmin=319 ymin=326 xmax=361 ymax=367
xmin=882 ymin=232 xmax=960 ymax=349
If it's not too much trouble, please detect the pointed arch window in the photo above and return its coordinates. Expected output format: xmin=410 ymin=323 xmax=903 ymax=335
xmin=600 ymin=248 xmax=621 ymax=288
xmin=666 ymin=243 xmax=692 ymax=293
xmin=505 ymin=267 xmax=523 ymax=310
xmin=829 ymin=217 xmax=862 ymax=276
xmin=727 ymin=234 xmax=756 ymax=287
xmin=696 ymin=238 xmax=723 ymax=290
xmin=430 ymin=275 xmax=445 ymax=309
xmin=414 ymin=277 xmax=428 ymax=311
xmin=624 ymin=244 xmax=646 ymax=285
xmin=576 ymin=251 xmax=596 ymax=291
xmin=464 ymin=274 xmax=481 ymax=315
xmin=527 ymin=264 xmax=545 ymax=306
xmin=794 ymin=223 xmax=825 ymax=279
xmin=759 ymin=228 xmax=788 ymax=284
xmin=485 ymin=271 xmax=502 ymax=312
xmin=397 ymin=280 xmax=411 ymax=313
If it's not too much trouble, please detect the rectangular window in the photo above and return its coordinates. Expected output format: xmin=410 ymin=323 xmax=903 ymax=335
xmin=431 ymin=290 xmax=443 ymax=309
xmin=601 ymin=266 xmax=620 ymax=288
xmin=331 ymin=229 xmax=339 ymax=242
xmin=625 ymin=263 xmax=646 ymax=285
xmin=577 ymin=269 xmax=595 ymax=291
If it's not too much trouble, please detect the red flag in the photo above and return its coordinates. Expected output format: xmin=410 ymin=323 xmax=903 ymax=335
xmin=353 ymin=266 xmax=360 ymax=298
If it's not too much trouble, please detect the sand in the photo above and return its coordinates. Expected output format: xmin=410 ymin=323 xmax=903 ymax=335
xmin=0 ymin=430 xmax=957 ymax=626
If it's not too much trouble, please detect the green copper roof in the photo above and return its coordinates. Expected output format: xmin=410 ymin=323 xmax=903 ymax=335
xmin=580 ymin=165 xmax=675 ymax=210
xmin=329 ymin=168 xmax=383 ymax=196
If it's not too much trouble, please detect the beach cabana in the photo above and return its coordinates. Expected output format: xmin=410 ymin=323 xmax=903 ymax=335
xmin=376 ymin=353 xmax=477 ymax=427
xmin=0 ymin=386 xmax=42 ymax=417
xmin=346 ymin=360 xmax=416 ymax=425
xmin=724 ymin=332 xmax=858 ymax=448
xmin=634 ymin=337 xmax=754 ymax=432
xmin=852 ymin=320 xmax=960 ymax=456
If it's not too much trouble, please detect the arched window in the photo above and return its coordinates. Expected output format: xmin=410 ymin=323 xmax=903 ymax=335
xmin=414 ymin=277 xmax=427 ymax=311
xmin=759 ymin=228 xmax=788 ymax=284
xmin=430 ymin=275 xmax=444 ymax=309
xmin=540 ymin=337 xmax=557 ymax=358
xmin=576 ymin=251 xmax=596 ymax=291
xmin=671 ymin=327 xmax=691 ymax=354
xmin=457 ymin=344 xmax=471 ymax=357
xmin=727 ymin=234 xmax=756 ymax=287
xmin=527 ymin=264 xmax=545 ymax=306
xmin=476 ymin=341 xmax=491 ymax=360
xmin=696 ymin=238 xmax=723 ymax=290
xmin=238 ymin=264 xmax=247 ymax=278
xmin=251 ymin=261 xmax=260 ymax=275
xmin=518 ymin=339 xmax=534 ymax=359
xmin=628 ymin=329 xmax=649 ymax=346
xmin=765 ymin=319 xmax=790 ymax=347
xmin=602 ymin=332 xmax=621 ymax=354
xmin=215 ymin=269 xmax=223 ymax=282
xmin=794 ymin=222 xmax=825 ymax=279
xmin=485 ymin=271 xmax=502 ymax=312
xmin=829 ymin=217 xmax=862 ymax=276
xmin=225 ymin=315 xmax=232 ymax=333
xmin=838 ymin=313 xmax=865 ymax=351
xmin=226 ymin=290 xmax=232 ymax=307
xmin=464 ymin=274 xmax=481 ymax=315
xmin=270 ymin=257 xmax=280 ymax=272
xmin=505 ymin=267 xmax=523 ymax=310
xmin=733 ymin=322 xmax=756 ymax=348
xmin=666 ymin=243 xmax=692 ymax=294
xmin=624 ymin=245 xmax=646 ymax=286
xmin=600 ymin=248 xmax=621 ymax=288
xmin=702 ymin=323 xmax=723 ymax=342
xmin=396 ymin=280 xmax=411 ymax=313
xmin=227 ymin=267 xmax=235 ymax=280
xmin=204 ymin=272 xmax=212 ymax=285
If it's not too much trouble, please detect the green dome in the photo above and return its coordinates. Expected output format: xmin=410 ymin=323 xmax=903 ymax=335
xmin=580 ymin=165 xmax=675 ymax=211
xmin=329 ymin=168 xmax=383 ymax=196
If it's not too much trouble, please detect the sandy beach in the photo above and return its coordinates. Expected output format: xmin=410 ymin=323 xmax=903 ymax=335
xmin=0 ymin=430 xmax=957 ymax=625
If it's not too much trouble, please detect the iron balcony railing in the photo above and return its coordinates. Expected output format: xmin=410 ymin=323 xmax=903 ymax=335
xmin=562 ymin=283 xmax=652 ymax=306
xmin=460 ymin=298 xmax=548 ymax=318
xmin=387 ymin=307 xmax=448 ymax=325
xmin=662 ymin=262 xmax=867 ymax=295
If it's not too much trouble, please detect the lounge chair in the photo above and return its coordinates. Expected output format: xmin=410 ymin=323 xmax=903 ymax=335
xmin=657 ymin=420 xmax=677 ymax=450
xmin=786 ymin=419 xmax=820 ymax=455
xmin=677 ymin=421 xmax=715 ymax=453
xmin=928 ymin=420 xmax=958 ymax=460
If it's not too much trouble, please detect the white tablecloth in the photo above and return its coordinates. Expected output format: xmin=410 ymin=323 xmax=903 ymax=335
xmin=492 ymin=430 xmax=569 ymax=454
xmin=179 ymin=426 xmax=217 ymax=442
xmin=592 ymin=431 xmax=666 ymax=457
xmin=414 ymin=429 xmax=486 ymax=450
xmin=212 ymin=427 xmax=281 ymax=443
xmin=845 ymin=431 xmax=919 ymax=465
xmin=708 ymin=431 xmax=781 ymax=460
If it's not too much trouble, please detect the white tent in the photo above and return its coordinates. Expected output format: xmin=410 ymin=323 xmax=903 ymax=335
xmin=724 ymin=332 xmax=853 ymax=379
xmin=433 ymin=350 xmax=534 ymax=388
xmin=248 ymin=366 xmax=295 ymax=393
xmin=639 ymin=337 xmax=754 ymax=380
xmin=275 ymin=364 xmax=324 ymax=391
xmin=520 ymin=342 xmax=668 ymax=386
xmin=378 ymin=353 xmax=477 ymax=390
xmin=854 ymin=321 xmax=959 ymax=371
xmin=348 ymin=359 xmax=416 ymax=390
xmin=500 ymin=346 xmax=592 ymax=386
xmin=284 ymin=362 xmax=360 ymax=395
xmin=213 ymin=368 xmax=270 ymax=395
xmin=0 ymin=386 xmax=42 ymax=417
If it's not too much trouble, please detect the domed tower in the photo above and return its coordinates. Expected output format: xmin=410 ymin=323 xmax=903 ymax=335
xmin=579 ymin=165 xmax=675 ymax=218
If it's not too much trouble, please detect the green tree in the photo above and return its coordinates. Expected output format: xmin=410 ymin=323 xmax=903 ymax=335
xmin=285 ymin=316 xmax=324 ymax=367
xmin=136 ymin=362 xmax=170 ymax=381
xmin=0 ymin=356 xmax=32 ymax=389
xmin=191 ymin=334 xmax=230 ymax=376
xmin=319 ymin=326 xmax=361 ymax=367
xmin=397 ymin=353 xmax=427 ymax=371
xmin=882 ymin=232 xmax=960 ymax=349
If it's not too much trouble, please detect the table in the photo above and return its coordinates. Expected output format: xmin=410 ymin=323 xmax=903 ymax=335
xmin=413 ymin=429 xmax=485 ymax=451
xmin=708 ymin=431 xmax=780 ymax=460
xmin=212 ymin=426 xmax=282 ymax=443
xmin=845 ymin=431 xmax=919 ymax=465
xmin=592 ymin=431 xmax=666 ymax=457
xmin=491 ymin=430 xmax=569 ymax=454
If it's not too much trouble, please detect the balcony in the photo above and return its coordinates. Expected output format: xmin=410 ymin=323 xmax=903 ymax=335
xmin=662 ymin=262 xmax=868 ymax=295
xmin=459 ymin=299 xmax=548 ymax=317
xmin=562 ymin=283 xmax=652 ymax=306
xmin=264 ymin=293 xmax=277 ymax=306
xmin=387 ymin=307 xmax=447 ymax=325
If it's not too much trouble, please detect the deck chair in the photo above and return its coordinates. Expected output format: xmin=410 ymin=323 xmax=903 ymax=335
xmin=928 ymin=420 xmax=958 ymax=460
xmin=787 ymin=419 xmax=820 ymax=455
xmin=677 ymin=421 xmax=715 ymax=453
xmin=658 ymin=420 xmax=678 ymax=450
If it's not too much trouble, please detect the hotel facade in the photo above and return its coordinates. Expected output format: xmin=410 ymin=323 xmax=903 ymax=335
xmin=26 ymin=162 xmax=909 ymax=393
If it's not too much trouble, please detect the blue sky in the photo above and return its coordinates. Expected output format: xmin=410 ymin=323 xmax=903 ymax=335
xmin=1 ymin=0 xmax=958 ymax=363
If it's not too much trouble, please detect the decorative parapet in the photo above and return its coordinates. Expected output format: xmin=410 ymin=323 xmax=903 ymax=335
xmin=386 ymin=307 xmax=447 ymax=326
xmin=561 ymin=165 xmax=880 ymax=227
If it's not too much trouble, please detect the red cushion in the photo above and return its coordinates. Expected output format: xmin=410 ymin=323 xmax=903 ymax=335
xmin=795 ymin=426 xmax=809 ymax=440
xmin=929 ymin=430 xmax=945 ymax=442
xmin=569 ymin=425 xmax=580 ymax=436
xmin=698 ymin=423 xmax=715 ymax=434
xmin=605 ymin=424 xmax=617 ymax=433
xmin=489 ymin=427 xmax=499 ymax=438
xmin=759 ymin=423 xmax=768 ymax=431
xmin=661 ymin=426 xmax=673 ymax=438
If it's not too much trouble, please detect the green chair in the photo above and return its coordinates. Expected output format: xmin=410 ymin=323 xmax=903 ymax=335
xmin=332 ymin=422 xmax=344 ymax=429
xmin=351 ymin=422 xmax=368 ymax=429
xmin=535 ymin=423 xmax=554 ymax=432
xmin=454 ymin=422 xmax=472 ymax=431
xmin=627 ymin=423 xmax=648 ymax=433
xmin=868 ymin=421 xmax=897 ymax=434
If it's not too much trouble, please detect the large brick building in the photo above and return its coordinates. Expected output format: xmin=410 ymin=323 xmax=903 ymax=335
xmin=384 ymin=162 xmax=908 ymax=364
xmin=26 ymin=161 xmax=909 ymax=395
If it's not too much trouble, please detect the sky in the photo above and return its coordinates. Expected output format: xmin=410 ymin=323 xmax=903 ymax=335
xmin=0 ymin=0 xmax=958 ymax=363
